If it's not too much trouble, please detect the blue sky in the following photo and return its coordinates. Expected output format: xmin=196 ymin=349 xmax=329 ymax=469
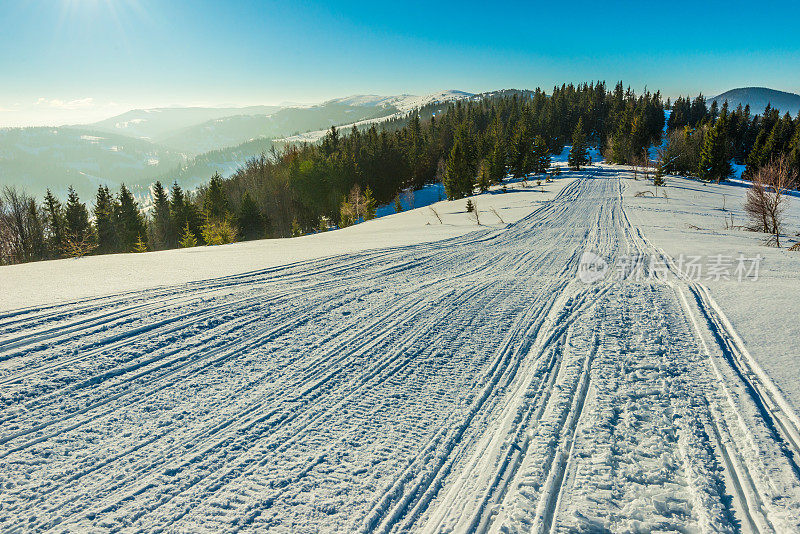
xmin=1 ymin=0 xmax=798 ymax=125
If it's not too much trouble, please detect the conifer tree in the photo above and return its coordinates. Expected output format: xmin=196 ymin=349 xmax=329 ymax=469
xmin=568 ymin=119 xmax=590 ymax=171
xmin=477 ymin=159 xmax=492 ymax=192
xmin=393 ymin=193 xmax=403 ymax=213
xmin=363 ymin=186 xmax=377 ymax=220
xmin=64 ymin=186 xmax=92 ymax=244
xmin=698 ymin=119 xmax=732 ymax=182
xmin=170 ymin=181 xmax=188 ymax=228
xmin=236 ymin=191 xmax=264 ymax=240
xmin=203 ymin=172 xmax=230 ymax=220
xmin=170 ymin=182 xmax=202 ymax=244
xmin=133 ymin=234 xmax=148 ymax=253
xmin=444 ymin=134 xmax=473 ymax=200
xmin=178 ymin=222 xmax=198 ymax=248
xmin=531 ymin=136 xmax=551 ymax=174
xmin=94 ymin=185 xmax=118 ymax=254
xmin=510 ymin=120 xmax=531 ymax=178
xmin=43 ymin=189 xmax=66 ymax=257
xmin=117 ymin=184 xmax=147 ymax=252
xmin=489 ymin=136 xmax=506 ymax=184
xmin=150 ymin=181 xmax=174 ymax=250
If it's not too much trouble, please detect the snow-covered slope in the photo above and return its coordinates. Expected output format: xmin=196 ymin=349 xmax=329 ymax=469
xmin=279 ymin=90 xmax=474 ymax=143
xmin=323 ymin=90 xmax=473 ymax=112
xmin=2 ymin=166 xmax=800 ymax=532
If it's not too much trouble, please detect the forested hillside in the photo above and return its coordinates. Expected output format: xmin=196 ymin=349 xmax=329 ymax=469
xmin=2 ymin=81 xmax=799 ymax=266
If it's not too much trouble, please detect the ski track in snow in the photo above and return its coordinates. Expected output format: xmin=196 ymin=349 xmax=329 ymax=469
xmin=2 ymin=170 xmax=800 ymax=533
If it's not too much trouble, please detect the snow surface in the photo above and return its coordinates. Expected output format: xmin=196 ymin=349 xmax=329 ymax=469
xmin=2 ymin=165 xmax=800 ymax=532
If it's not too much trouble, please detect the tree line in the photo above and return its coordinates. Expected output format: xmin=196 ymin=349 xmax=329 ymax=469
xmin=3 ymin=81 xmax=799 ymax=265
xmin=662 ymin=95 xmax=800 ymax=182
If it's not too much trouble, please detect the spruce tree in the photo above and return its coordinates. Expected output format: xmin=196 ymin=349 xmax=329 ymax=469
xmin=698 ymin=120 xmax=732 ymax=182
xmin=203 ymin=173 xmax=229 ymax=220
xmin=477 ymin=159 xmax=492 ymax=192
xmin=116 ymin=185 xmax=147 ymax=252
xmin=150 ymin=181 xmax=174 ymax=249
xmin=94 ymin=185 xmax=118 ymax=254
xmin=237 ymin=191 xmax=264 ymax=240
xmin=170 ymin=181 xmax=188 ymax=229
xmin=43 ymin=189 xmax=66 ymax=257
xmin=363 ymin=186 xmax=377 ymax=220
xmin=133 ymin=234 xmax=148 ymax=253
xmin=568 ymin=119 xmax=590 ymax=171
xmin=531 ymin=136 xmax=551 ymax=174
xmin=291 ymin=218 xmax=303 ymax=236
xmin=178 ymin=223 xmax=198 ymax=248
xmin=64 ymin=186 xmax=92 ymax=244
xmin=444 ymin=135 xmax=473 ymax=200
xmin=510 ymin=120 xmax=531 ymax=178
xmin=393 ymin=193 xmax=403 ymax=213
xmin=489 ymin=137 xmax=506 ymax=184
xmin=170 ymin=182 xmax=202 ymax=244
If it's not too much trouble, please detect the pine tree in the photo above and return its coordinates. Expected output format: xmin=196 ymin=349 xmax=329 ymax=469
xmin=133 ymin=234 xmax=148 ymax=253
xmin=654 ymin=164 xmax=666 ymax=187
xmin=393 ymin=193 xmax=403 ymax=213
xmin=444 ymin=134 xmax=473 ymax=200
xmin=698 ymin=119 xmax=732 ymax=182
xmin=465 ymin=199 xmax=475 ymax=213
xmin=64 ymin=186 xmax=92 ymax=244
xmin=150 ymin=181 xmax=174 ymax=250
xmin=531 ymin=136 xmax=551 ymax=174
xmin=237 ymin=191 xmax=264 ymax=240
xmin=94 ymin=185 xmax=118 ymax=254
xmin=568 ymin=119 xmax=589 ymax=171
xmin=489 ymin=136 xmax=506 ymax=184
xmin=170 ymin=181 xmax=188 ymax=228
xmin=116 ymin=184 xmax=147 ymax=252
xmin=488 ymin=116 xmax=506 ymax=184
xmin=178 ymin=222 xmax=198 ymax=248
xmin=363 ymin=186 xmax=377 ymax=220
xmin=170 ymin=182 xmax=202 ymax=244
xmin=510 ymin=120 xmax=531 ymax=178
xmin=43 ymin=189 xmax=66 ymax=257
xmin=477 ymin=159 xmax=492 ymax=192
xmin=203 ymin=172 xmax=229 ymax=220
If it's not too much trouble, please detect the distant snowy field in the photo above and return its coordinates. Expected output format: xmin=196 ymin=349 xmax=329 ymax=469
xmin=3 ymin=165 xmax=800 ymax=532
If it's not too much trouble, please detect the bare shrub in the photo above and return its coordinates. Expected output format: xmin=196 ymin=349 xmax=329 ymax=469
xmin=744 ymin=155 xmax=797 ymax=247
xmin=468 ymin=201 xmax=481 ymax=225
xmin=429 ymin=207 xmax=443 ymax=224
xmin=490 ymin=207 xmax=505 ymax=224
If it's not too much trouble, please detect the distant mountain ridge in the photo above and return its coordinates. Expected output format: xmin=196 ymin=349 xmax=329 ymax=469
xmin=711 ymin=87 xmax=800 ymax=116
xmin=86 ymin=106 xmax=282 ymax=142
xmin=0 ymin=90 xmax=473 ymax=199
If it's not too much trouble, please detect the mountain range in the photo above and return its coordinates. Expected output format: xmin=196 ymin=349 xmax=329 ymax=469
xmin=0 ymin=90 xmax=473 ymax=199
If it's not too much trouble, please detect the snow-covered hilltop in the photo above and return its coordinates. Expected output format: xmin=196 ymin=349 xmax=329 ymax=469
xmin=278 ymin=89 xmax=474 ymax=143
xmin=3 ymin=165 xmax=800 ymax=532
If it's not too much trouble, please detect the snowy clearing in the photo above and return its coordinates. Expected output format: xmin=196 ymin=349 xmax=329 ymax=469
xmin=2 ymin=167 xmax=800 ymax=532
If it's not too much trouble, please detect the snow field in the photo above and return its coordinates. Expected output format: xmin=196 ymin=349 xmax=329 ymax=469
xmin=1 ymin=168 xmax=800 ymax=532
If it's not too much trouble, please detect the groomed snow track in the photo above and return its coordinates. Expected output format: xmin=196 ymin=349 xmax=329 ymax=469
xmin=2 ymin=170 xmax=800 ymax=532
